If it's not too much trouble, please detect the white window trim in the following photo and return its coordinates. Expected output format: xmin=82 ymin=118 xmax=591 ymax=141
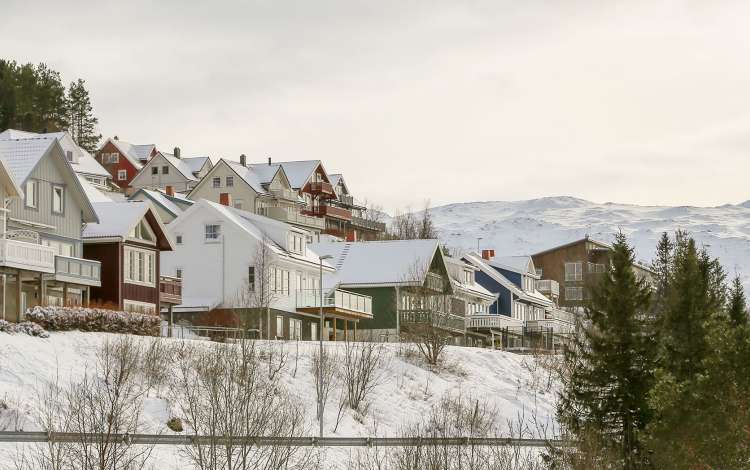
xmin=124 ymin=246 xmax=156 ymax=287
xmin=24 ymin=180 xmax=37 ymax=209
xmin=204 ymin=223 xmax=222 ymax=243
xmin=117 ymin=169 xmax=127 ymax=181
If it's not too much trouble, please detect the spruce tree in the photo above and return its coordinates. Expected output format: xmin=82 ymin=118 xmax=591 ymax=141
xmin=727 ymin=275 xmax=748 ymax=327
xmin=66 ymin=78 xmax=101 ymax=152
xmin=558 ymin=233 xmax=653 ymax=468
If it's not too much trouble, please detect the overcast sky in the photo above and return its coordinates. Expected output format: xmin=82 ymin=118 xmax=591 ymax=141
xmin=4 ymin=1 xmax=750 ymax=211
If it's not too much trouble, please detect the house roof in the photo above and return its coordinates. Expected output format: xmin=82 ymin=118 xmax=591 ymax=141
xmin=0 ymin=129 xmax=110 ymax=179
xmin=444 ymin=256 xmax=497 ymax=300
xmin=172 ymin=199 xmax=332 ymax=269
xmin=310 ymin=239 xmax=441 ymax=288
xmin=152 ymin=152 xmax=205 ymax=181
xmin=103 ymin=138 xmax=154 ymax=169
xmin=256 ymin=160 xmax=323 ymax=189
xmin=226 ymin=160 xmax=269 ymax=194
xmin=83 ymin=201 xmax=173 ymax=250
xmin=129 ymin=188 xmax=193 ymax=218
xmin=463 ymin=252 xmax=553 ymax=307
xmin=531 ymin=236 xmax=655 ymax=274
xmin=488 ymin=255 xmax=538 ymax=278
xmin=77 ymin=175 xmax=114 ymax=203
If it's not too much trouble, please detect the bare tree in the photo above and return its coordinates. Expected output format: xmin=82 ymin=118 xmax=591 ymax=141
xmin=341 ymin=341 xmax=388 ymax=413
xmin=387 ymin=201 xmax=437 ymax=240
xmin=169 ymin=340 xmax=314 ymax=470
xmin=311 ymin=344 xmax=337 ymax=427
xmin=236 ymin=233 xmax=279 ymax=339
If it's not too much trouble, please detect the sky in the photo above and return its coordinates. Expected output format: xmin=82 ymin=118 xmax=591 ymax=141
xmin=4 ymin=0 xmax=750 ymax=212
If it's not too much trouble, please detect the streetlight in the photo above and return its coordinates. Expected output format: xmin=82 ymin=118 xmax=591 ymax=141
xmin=318 ymin=254 xmax=333 ymax=438
xmin=477 ymin=237 xmax=483 ymax=252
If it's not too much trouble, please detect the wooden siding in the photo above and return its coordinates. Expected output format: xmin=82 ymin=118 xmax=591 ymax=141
xmin=129 ymin=153 xmax=195 ymax=192
xmin=83 ymin=242 xmax=121 ymax=307
xmin=95 ymin=141 xmax=142 ymax=187
xmin=7 ymin=145 xmax=84 ymax=243
xmin=189 ymin=160 xmax=259 ymax=211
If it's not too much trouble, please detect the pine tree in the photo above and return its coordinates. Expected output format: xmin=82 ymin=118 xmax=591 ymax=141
xmin=557 ymin=233 xmax=653 ymax=468
xmin=650 ymin=232 xmax=673 ymax=316
xmin=727 ymin=275 xmax=748 ymax=327
xmin=66 ymin=79 xmax=101 ymax=152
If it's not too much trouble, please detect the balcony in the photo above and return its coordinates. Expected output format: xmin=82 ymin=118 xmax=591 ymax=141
xmin=296 ymin=289 xmax=373 ymax=319
xmin=466 ymin=314 xmax=523 ymax=330
xmin=265 ymin=207 xmax=325 ymax=230
xmin=51 ymin=255 xmax=101 ymax=286
xmin=535 ymin=279 xmax=559 ymax=297
xmin=350 ymin=216 xmax=386 ymax=233
xmin=337 ymin=194 xmax=355 ymax=206
xmin=270 ymin=188 xmax=299 ymax=201
xmin=315 ymin=205 xmax=352 ymax=221
xmin=160 ymin=276 xmax=182 ymax=305
xmin=399 ymin=310 xmax=466 ymax=334
xmin=0 ymin=238 xmax=56 ymax=273
xmin=308 ymin=181 xmax=334 ymax=197
xmin=425 ymin=272 xmax=449 ymax=293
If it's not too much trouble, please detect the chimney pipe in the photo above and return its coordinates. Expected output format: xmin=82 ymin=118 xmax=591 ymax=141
xmin=219 ymin=193 xmax=232 ymax=207
xmin=165 ymin=185 xmax=174 ymax=197
xmin=114 ymin=135 xmax=119 ymax=140
xmin=173 ymin=147 xmax=181 ymax=159
xmin=267 ymin=156 xmax=271 ymax=166
xmin=240 ymin=154 xmax=246 ymax=167
xmin=482 ymin=249 xmax=494 ymax=261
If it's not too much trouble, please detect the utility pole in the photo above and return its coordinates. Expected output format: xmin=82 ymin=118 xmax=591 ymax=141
xmin=318 ymin=254 xmax=333 ymax=438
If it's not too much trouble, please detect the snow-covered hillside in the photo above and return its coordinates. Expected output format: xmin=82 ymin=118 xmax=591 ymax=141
xmin=430 ymin=196 xmax=750 ymax=287
xmin=0 ymin=332 xmax=557 ymax=469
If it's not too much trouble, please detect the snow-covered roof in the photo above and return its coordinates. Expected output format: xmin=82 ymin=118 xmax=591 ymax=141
xmin=0 ymin=129 xmax=110 ymax=179
xmin=260 ymin=160 xmax=322 ymax=189
xmin=463 ymin=252 xmax=552 ymax=307
xmin=226 ymin=161 xmax=268 ymax=194
xmin=83 ymin=201 xmax=173 ymax=250
xmin=77 ymin=175 xmax=114 ymax=203
xmin=104 ymin=138 xmax=154 ymax=169
xmin=129 ymin=188 xmax=193 ymax=217
xmin=245 ymin=162 xmax=280 ymax=184
xmin=488 ymin=255 xmax=537 ymax=277
xmin=310 ymin=239 xmax=441 ymax=288
xmin=444 ymin=256 xmax=497 ymax=300
xmin=181 ymin=156 xmax=210 ymax=174
xmin=0 ymin=137 xmax=56 ymax=184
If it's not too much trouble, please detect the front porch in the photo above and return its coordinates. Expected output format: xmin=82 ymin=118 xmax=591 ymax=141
xmin=296 ymin=288 xmax=373 ymax=341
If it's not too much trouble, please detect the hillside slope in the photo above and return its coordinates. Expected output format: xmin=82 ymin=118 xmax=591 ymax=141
xmin=430 ymin=196 xmax=750 ymax=286
xmin=0 ymin=332 xmax=557 ymax=469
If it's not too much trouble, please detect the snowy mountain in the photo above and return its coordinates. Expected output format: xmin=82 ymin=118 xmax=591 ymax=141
xmin=429 ymin=196 xmax=750 ymax=287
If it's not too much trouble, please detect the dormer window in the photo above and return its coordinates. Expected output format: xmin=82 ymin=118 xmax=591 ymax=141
xmin=129 ymin=220 xmax=155 ymax=242
xmin=463 ymin=270 xmax=472 ymax=285
xmin=288 ymin=232 xmax=305 ymax=255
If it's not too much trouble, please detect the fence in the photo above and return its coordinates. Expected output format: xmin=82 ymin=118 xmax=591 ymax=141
xmin=161 ymin=323 xmax=259 ymax=342
xmin=0 ymin=431 xmax=567 ymax=448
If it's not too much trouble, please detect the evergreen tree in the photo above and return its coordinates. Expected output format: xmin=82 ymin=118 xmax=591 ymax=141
xmin=557 ymin=233 xmax=653 ymax=468
xmin=66 ymin=79 xmax=101 ymax=152
xmin=0 ymin=60 xmax=68 ymax=132
xmin=650 ymin=232 xmax=673 ymax=317
xmin=727 ymin=275 xmax=748 ymax=327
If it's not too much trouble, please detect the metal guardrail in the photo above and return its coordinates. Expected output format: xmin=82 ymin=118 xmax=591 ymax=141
xmin=0 ymin=432 xmax=568 ymax=448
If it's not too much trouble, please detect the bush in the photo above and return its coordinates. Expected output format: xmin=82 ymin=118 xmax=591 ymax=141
xmin=0 ymin=320 xmax=49 ymax=338
xmin=166 ymin=417 xmax=183 ymax=432
xmin=25 ymin=306 xmax=160 ymax=336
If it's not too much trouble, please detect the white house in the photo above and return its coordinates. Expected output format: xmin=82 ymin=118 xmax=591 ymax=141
xmin=129 ymin=148 xmax=212 ymax=193
xmin=160 ymin=198 xmax=372 ymax=340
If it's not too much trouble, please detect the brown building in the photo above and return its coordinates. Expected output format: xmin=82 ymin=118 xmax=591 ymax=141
xmin=531 ymin=236 xmax=654 ymax=310
xmin=82 ymin=201 xmax=180 ymax=315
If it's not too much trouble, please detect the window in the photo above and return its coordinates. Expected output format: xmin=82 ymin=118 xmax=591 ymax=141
xmin=24 ymin=180 xmax=37 ymax=208
xmin=52 ymin=185 xmax=64 ymax=214
xmin=105 ymin=153 xmax=119 ymax=164
xmin=175 ymin=234 xmax=183 ymax=245
xmin=463 ymin=270 xmax=472 ymax=285
xmin=276 ymin=316 xmax=284 ymax=338
xmin=535 ymin=268 xmax=543 ymax=277
xmin=288 ymin=232 xmax=305 ymax=255
xmin=296 ymin=272 xmax=303 ymax=292
xmin=226 ymin=176 xmax=234 ymax=187
xmin=248 ymin=266 xmax=255 ymax=291
xmin=565 ymin=287 xmax=584 ymax=301
xmin=162 ymin=166 xmax=169 ymax=175
xmin=124 ymin=247 xmax=156 ymax=286
xmin=565 ymin=262 xmax=583 ymax=281
xmin=175 ymin=268 xmax=183 ymax=279
xmin=118 ymin=170 xmax=127 ymax=181
xmin=588 ymin=262 xmax=606 ymax=273
xmin=151 ymin=166 xmax=159 ymax=175
xmin=205 ymin=224 xmax=221 ymax=242
xmin=234 ymin=199 xmax=243 ymax=210
xmin=273 ymin=268 xmax=290 ymax=294
xmin=212 ymin=177 xmax=221 ymax=188
xmin=311 ymin=322 xmax=318 ymax=341
xmin=129 ymin=220 xmax=154 ymax=242
xmin=290 ymin=319 xmax=301 ymax=340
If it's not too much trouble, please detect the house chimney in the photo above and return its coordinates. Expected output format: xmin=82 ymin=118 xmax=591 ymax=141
xmin=219 ymin=193 xmax=232 ymax=207
xmin=165 ymin=185 xmax=174 ymax=197
xmin=239 ymin=154 xmax=246 ymax=167
xmin=114 ymin=135 xmax=119 ymax=140
xmin=173 ymin=147 xmax=181 ymax=159
xmin=482 ymin=249 xmax=495 ymax=260
xmin=267 ymin=156 xmax=271 ymax=166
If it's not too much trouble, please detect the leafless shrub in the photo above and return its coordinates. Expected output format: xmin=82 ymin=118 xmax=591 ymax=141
xmin=140 ymin=337 xmax=170 ymax=396
xmin=342 ymin=341 xmax=388 ymax=413
xmin=311 ymin=344 xmax=337 ymax=426
xmin=169 ymin=339 xmax=314 ymax=470
xmin=520 ymin=348 xmax=563 ymax=397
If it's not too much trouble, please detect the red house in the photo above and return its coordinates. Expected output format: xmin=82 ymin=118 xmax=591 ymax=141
xmin=95 ymin=137 xmax=157 ymax=189
xmin=82 ymin=201 xmax=179 ymax=315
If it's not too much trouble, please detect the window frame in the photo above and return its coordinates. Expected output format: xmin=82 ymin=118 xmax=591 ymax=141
xmin=151 ymin=166 xmax=159 ymax=175
xmin=564 ymin=262 xmax=583 ymax=281
xmin=117 ymin=169 xmax=127 ymax=181
xmin=204 ymin=224 xmax=221 ymax=243
xmin=226 ymin=176 xmax=234 ymax=187
xmin=24 ymin=179 xmax=38 ymax=209
xmin=123 ymin=246 xmax=156 ymax=287
xmin=162 ymin=165 xmax=169 ymax=175
xmin=212 ymin=177 xmax=221 ymax=188
xmin=51 ymin=184 xmax=65 ymax=215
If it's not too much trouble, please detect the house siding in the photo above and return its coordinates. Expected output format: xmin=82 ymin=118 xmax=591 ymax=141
xmin=129 ymin=153 xmax=195 ymax=193
xmin=95 ymin=141 xmax=142 ymax=188
xmin=188 ymin=161 xmax=259 ymax=212
xmin=84 ymin=242 xmax=121 ymax=307
xmin=474 ymin=270 xmax=512 ymax=316
xmin=349 ymin=286 xmax=397 ymax=330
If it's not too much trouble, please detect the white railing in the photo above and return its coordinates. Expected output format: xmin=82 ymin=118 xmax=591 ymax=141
xmin=466 ymin=314 xmax=522 ymax=329
xmin=535 ymin=279 xmax=559 ymax=297
xmin=546 ymin=308 xmax=576 ymax=325
xmin=296 ymin=289 xmax=373 ymax=316
xmin=266 ymin=207 xmax=325 ymax=230
xmin=55 ymin=255 xmax=101 ymax=285
xmin=270 ymin=188 xmax=299 ymax=201
xmin=0 ymin=238 xmax=56 ymax=272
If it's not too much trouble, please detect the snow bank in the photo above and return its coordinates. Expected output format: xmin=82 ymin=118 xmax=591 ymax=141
xmin=0 ymin=332 xmax=559 ymax=469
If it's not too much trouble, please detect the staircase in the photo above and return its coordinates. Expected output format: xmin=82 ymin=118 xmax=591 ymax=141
xmin=336 ymin=243 xmax=352 ymax=270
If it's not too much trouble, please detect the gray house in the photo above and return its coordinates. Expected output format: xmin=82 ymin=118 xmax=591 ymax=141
xmin=0 ymin=135 xmax=101 ymax=321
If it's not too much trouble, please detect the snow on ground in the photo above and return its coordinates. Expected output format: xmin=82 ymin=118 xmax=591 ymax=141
xmin=429 ymin=196 xmax=750 ymax=288
xmin=0 ymin=331 xmax=558 ymax=469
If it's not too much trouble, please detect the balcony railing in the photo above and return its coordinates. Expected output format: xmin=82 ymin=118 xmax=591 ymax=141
xmin=308 ymin=181 xmax=334 ymax=196
xmin=337 ymin=194 xmax=354 ymax=206
xmin=312 ymin=205 xmax=352 ymax=221
xmin=425 ymin=272 xmax=449 ymax=293
xmin=399 ymin=309 xmax=466 ymax=333
xmin=535 ymin=279 xmax=559 ymax=297
xmin=546 ymin=308 xmax=576 ymax=324
xmin=0 ymin=238 xmax=56 ymax=273
xmin=54 ymin=255 xmax=101 ymax=286
xmin=296 ymin=289 xmax=373 ymax=317
xmin=270 ymin=188 xmax=299 ymax=201
xmin=350 ymin=216 xmax=386 ymax=232
xmin=466 ymin=314 xmax=523 ymax=330
xmin=265 ymin=207 xmax=326 ymax=230
xmin=160 ymin=276 xmax=182 ymax=305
